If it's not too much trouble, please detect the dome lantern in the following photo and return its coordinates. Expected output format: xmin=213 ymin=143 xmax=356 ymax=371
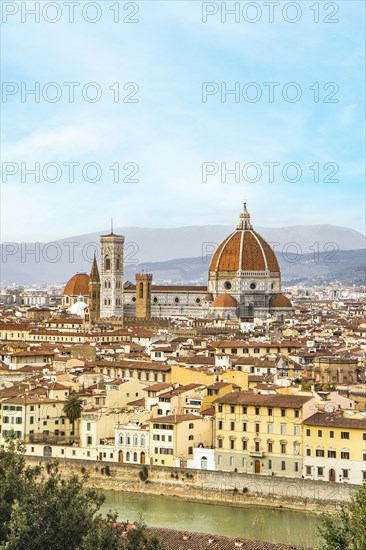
xmin=237 ymin=200 xmax=253 ymax=230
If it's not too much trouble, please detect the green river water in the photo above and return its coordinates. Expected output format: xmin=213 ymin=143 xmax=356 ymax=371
xmin=99 ymin=490 xmax=320 ymax=547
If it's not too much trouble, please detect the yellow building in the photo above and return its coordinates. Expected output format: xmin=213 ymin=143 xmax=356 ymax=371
xmin=214 ymin=391 xmax=313 ymax=477
xmin=201 ymin=382 xmax=241 ymax=412
xmin=170 ymin=363 xmax=249 ymax=389
xmin=303 ymin=410 xmax=366 ymax=485
xmin=0 ymin=395 xmax=74 ymax=451
xmin=148 ymin=413 xmax=212 ymax=467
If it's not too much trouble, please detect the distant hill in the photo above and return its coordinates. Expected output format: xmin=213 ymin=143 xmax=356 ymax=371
xmin=1 ymin=224 xmax=365 ymax=285
xmin=124 ymin=249 xmax=366 ymax=287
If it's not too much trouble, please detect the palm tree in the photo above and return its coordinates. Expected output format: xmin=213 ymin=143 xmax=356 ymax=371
xmin=63 ymin=394 xmax=83 ymax=437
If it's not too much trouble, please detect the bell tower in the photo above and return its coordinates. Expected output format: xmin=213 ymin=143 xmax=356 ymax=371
xmin=88 ymin=254 xmax=101 ymax=323
xmin=135 ymin=273 xmax=152 ymax=319
xmin=100 ymin=226 xmax=124 ymax=318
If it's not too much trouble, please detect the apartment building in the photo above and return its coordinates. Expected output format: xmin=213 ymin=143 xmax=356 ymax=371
xmin=303 ymin=410 xmax=366 ymax=484
xmin=213 ymin=392 xmax=314 ymax=477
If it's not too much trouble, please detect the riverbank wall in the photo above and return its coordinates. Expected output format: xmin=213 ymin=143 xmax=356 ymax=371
xmin=25 ymin=456 xmax=357 ymax=512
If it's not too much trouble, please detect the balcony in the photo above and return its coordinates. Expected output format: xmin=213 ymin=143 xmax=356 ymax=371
xmin=249 ymin=449 xmax=265 ymax=458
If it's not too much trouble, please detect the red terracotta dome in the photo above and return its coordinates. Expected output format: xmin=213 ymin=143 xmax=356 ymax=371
xmin=203 ymin=293 xmax=214 ymax=302
xmin=63 ymin=273 xmax=90 ymax=296
xmin=211 ymin=294 xmax=238 ymax=308
xmin=210 ymin=230 xmax=279 ymax=273
xmin=269 ymin=294 xmax=292 ymax=308
xmin=209 ymin=202 xmax=280 ymax=274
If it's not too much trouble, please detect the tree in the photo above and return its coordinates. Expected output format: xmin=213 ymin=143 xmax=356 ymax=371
xmin=63 ymin=394 xmax=83 ymax=435
xmin=0 ymin=438 xmax=164 ymax=550
xmin=317 ymin=482 xmax=366 ymax=550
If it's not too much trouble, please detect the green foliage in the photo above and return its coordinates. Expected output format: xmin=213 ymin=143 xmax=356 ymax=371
xmin=122 ymin=521 xmax=162 ymax=550
xmin=0 ymin=438 xmax=164 ymax=550
xmin=317 ymin=482 xmax=366 ymax=550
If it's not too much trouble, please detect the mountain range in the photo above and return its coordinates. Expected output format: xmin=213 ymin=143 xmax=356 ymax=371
xmin=1 ymin=224 xmax=365 ymax=286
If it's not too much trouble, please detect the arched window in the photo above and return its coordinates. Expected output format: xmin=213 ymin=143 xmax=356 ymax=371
xmin=140 ymin=435 xmax=145 ymax=446
xmin=65 ymin=296 xmax=69 ymax=304
xmin=126 ymin=435 xmax=131 ymax=445
xmin=139 ymin=282 xmax=144 ymax=298
xmin=116 ymin=257 xmax=120 ymax=270
xmin=133 ymin=452 xmax=138 ymax=462
xmin=133 ymin=435 xmax=138 ymax=446
xmin=105 ymin=256 xmax=111 ymax=270
xmin=92 ymin=291 xmax=96 ymax=299
xmin=119 ymin=435 xmax=123 ymax=445
xmin=201 ymin=456 xmax=208 ymax=470
xmin=126 ymin=452 xmax=130 ymax=461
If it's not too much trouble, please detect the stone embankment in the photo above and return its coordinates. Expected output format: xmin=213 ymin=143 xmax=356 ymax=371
xmin=26 ymin=457 xmax=357 ymax=512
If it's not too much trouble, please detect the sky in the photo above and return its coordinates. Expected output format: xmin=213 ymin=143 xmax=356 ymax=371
xmin=1 ymin=0 xmax=365 ymax=241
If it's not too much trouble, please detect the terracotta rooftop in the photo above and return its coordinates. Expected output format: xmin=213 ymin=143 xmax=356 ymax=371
xmin=303 ymin=411 xmax=366 ymax=429
xmin=158 ymin=383 xmax=204 ymax=398
xmin=209 ymin=230 xmax=280 ymax=273
xmin=63 ymin=273 xmax=90 ymax=296
xmin=269 ymin=294 xmax=293 ymax=309
xmin=212 ymin=294 xmax=238 ymax=308
xmin=146 ymin=527 xmax=312 ymax=550
xmin=142 ymin=383 xmax=172 ymax=392
xmin=149 ymin=413 xmax=202 ymax=424
xmin=214 ymin=391 xmax=312 ymax=408
xmin=127 ymin=397 xmax=145 ymax=407
xmin=174 ymin=356 xmax=215 ymax=365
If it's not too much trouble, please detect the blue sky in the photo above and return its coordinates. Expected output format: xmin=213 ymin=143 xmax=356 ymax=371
xmin=1 ymin=0 xmax=365 ymax=241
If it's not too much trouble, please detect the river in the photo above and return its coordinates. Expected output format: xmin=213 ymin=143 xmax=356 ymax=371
xmin=99 ymin=490 xmax=320 ymax=548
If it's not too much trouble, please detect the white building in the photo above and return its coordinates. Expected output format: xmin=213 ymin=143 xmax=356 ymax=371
xmin=115 ymin=422 xmax=149 ymax=464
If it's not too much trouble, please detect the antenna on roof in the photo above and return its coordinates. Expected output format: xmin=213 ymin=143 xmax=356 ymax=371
xmin=111 ymin=217 xmax=114 ymax=234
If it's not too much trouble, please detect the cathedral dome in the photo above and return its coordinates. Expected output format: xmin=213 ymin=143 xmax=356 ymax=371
xmin=269 ymin=294 xmax=292 ymax=308
xmin=211 ymin=294 xmax=237 ymax=308
xmin=63 ymin=273 xmax=90 ymax=296
xmin=209 ymin=202 xmax=280 ymax=275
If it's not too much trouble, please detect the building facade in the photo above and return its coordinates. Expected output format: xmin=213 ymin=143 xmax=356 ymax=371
xmin=303 ymin=410 xmax=366 ymax=485
xmin=213 ymin=392 xmax=313 ymax=477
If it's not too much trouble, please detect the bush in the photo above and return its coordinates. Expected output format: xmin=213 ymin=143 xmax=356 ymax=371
xmin=0 ymin=438 xmax=164 ymax=550
xmin=317 ymin=481 xmax=366 ymax=550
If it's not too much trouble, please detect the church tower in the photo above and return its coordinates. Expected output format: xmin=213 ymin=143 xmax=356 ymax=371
xmin=88 ymin=254 xmax=101 ymax=323
xmin=100 ymin=228 xmax=124 ymax=318
xmin=135 ymin=273 xmax=152 ymax=319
